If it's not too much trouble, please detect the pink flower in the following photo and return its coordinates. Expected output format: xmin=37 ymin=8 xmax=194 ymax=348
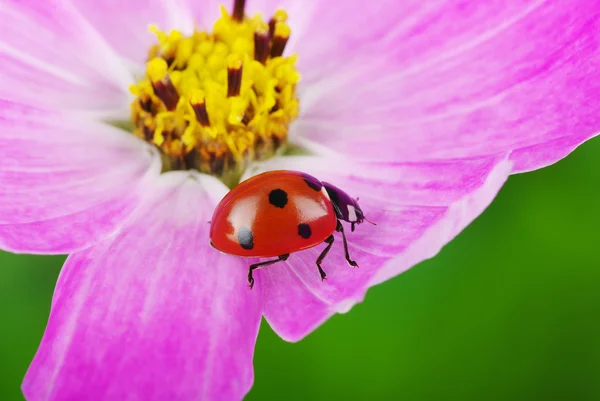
xmin=2 ymin=0 xmax=598 ymax=400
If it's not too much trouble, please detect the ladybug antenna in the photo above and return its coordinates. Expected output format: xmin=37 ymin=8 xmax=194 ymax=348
xmin=363 ymin=216 xmax=377 ymax=226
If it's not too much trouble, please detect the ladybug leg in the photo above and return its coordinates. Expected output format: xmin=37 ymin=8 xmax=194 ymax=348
xmin=316 ymin=235 xmax=334 ymax=281
xmin=336 ymin=220 xmax=358 ymax=268
xmin=248 ymin=254 xmax=290 ymax=289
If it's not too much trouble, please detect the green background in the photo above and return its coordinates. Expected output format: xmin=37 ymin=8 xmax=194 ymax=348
xmin=1 ymin=139 xmax=599 ymax=401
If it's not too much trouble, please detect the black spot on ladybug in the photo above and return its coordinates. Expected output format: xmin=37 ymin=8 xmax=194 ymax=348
xmin=269 ymin=188 xmax=288 ymax=208
xmin=238 ymin=227 xmax=254 ymax=250
xmin=302 ymin=175 xmax=322 ymax=191
xmin=298 ymin=223 xmax=312 ymax=239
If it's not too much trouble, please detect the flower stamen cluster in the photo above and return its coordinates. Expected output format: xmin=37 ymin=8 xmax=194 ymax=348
xmin=130 ymin=0 xmax=300 ymax=185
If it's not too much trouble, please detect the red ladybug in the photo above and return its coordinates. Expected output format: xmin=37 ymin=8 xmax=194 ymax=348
xmin=209 ymin=170 xmax=375 ymax=288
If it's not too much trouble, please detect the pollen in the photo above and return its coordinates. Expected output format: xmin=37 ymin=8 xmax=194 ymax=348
xmin=130 ymin=0 xmax=300 ymax=184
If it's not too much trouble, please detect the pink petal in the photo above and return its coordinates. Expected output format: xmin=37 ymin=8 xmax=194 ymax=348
xmin=0 ymin=99 xmax=160 ymax=254
xmin=244 ymin=155 xmax=511 ymax=341
xmin=72 ymin=0 xmax=194 ymax=66
xmin=286 ymin=0 xmax=406 ymax=82
xmin=180 ymin=0 xmax=223 ymax=30
xmin=0 ymin=0 xmax=133 ymax=114
xmin=293 ymin=1 xmax=600 ymax=173
xmin=23 ymin=172 xmax=262 ymax=401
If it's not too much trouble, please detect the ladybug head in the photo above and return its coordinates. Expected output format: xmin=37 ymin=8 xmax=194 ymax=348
xmin=322 ymin=182 xmax=375 ymax=232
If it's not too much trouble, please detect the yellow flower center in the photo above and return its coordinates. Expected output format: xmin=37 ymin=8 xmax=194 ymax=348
xmin=129 ymin=0 xmax=300 ymax=185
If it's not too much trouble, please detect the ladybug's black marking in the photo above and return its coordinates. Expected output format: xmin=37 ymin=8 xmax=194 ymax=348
xmin=324 ymin=186 xmax=344 ymax=219
xmin=302 ymin=174 xmax=322 ymax=191
xmin=298 ymin=223 xmax=312 ymax=239
xmin=325 ymin=186 xmax=339 ymax=204
xmin=269 ymin=188 xmax=288 ymax=208
xmin=238 ymin=227 xmax=254 ymax=250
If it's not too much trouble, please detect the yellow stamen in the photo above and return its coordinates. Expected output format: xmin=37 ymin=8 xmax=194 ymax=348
xmin=271 ymin=22 xmax=291 ymax=58
xmin=227 ymin=54 xmax=243 ymax=98
xmin=147 ymin=58 xmax=180 ymax=111
xmin=189 ymin=89 xmax=211 ymax=127
xmin=147 ymin=58 xmax=169 ymax=82
xmin=129 ymin=2 xmax=300 ymax=183
xmin=232 ymin=0 xmax=246 ymax=22
xmin=254 ymin=22 xmax=270 ymax=64
xmin=269 ymin=9 xmax=288 ymax=37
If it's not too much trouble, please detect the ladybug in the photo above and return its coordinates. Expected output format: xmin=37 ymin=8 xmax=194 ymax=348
xmin=209 ymin=170 xmax=375 ymax=288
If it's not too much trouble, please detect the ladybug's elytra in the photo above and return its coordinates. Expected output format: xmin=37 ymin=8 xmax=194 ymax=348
xmin=209 ymin=170 xmax=375 ymax=288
